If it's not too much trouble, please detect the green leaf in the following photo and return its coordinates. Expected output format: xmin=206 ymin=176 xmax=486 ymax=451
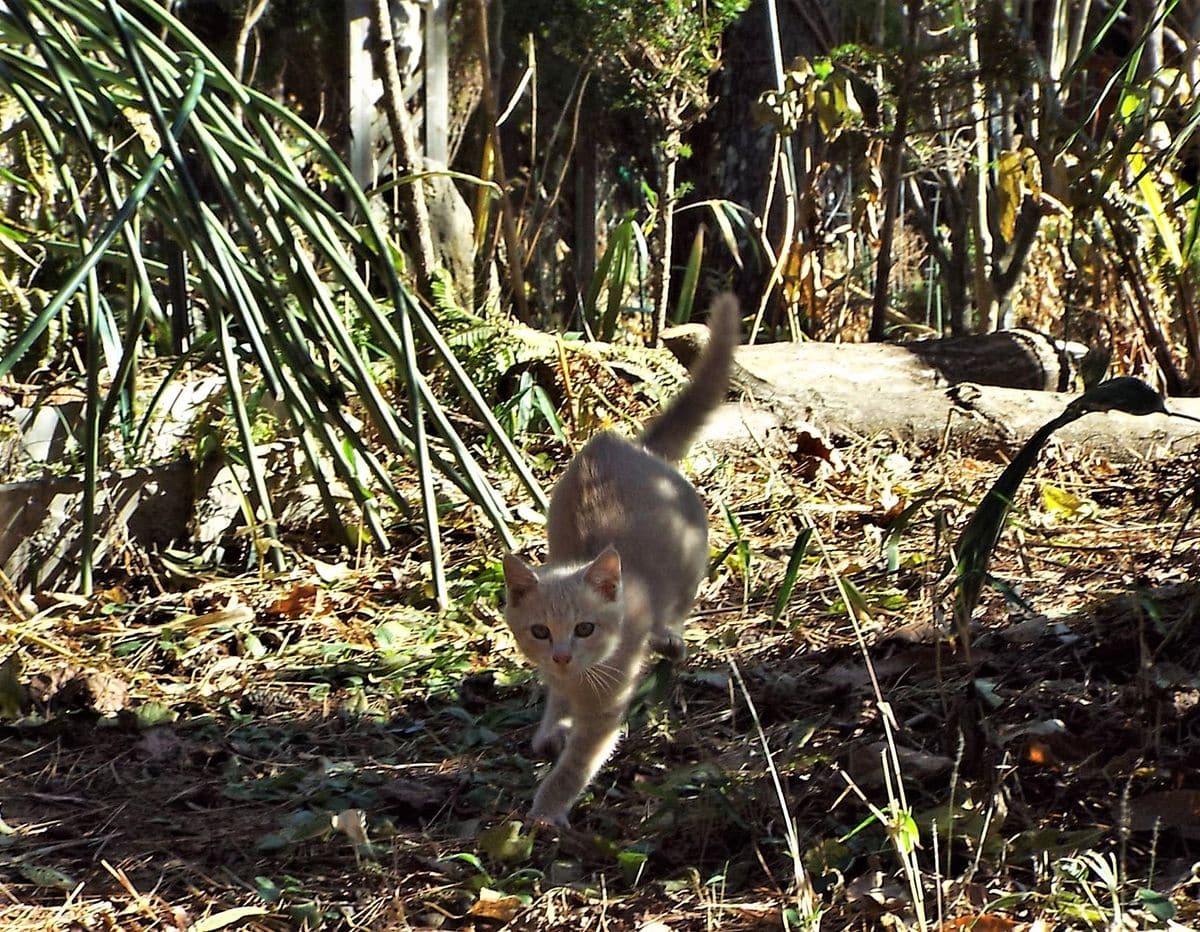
xmin=891 ymin=808 xmax=920 ymax=854
xmin=1136 ymin=888 xmax=1176 ymax=921
xmin=617 ymin=849 xmax=648 ymax=885
xmin=772 ymin=528 xmax=812 ymax=623
xmin=254 ymin=876 xmax=283 ymax=904
xmin=673 ymin=226 xmax=704 ymax=325
xmin=19 ymin=864 xmax=76 ymax=890
xmin=1130 ymin=149 xmax=1183 ymax=268
xmin=135 ymin=701 xmax=178 ymax=727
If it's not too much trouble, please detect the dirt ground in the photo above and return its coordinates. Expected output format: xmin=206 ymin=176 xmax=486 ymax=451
xmin=4 ymin=424 xmax=1200 ymax=931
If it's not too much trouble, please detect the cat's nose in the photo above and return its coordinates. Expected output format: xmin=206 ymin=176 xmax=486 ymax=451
xmin=552 ymin=651 xmax=572 ymax=665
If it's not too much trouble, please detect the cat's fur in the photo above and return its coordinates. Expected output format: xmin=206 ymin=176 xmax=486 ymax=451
xmin=502 ymin=295 xmax=740 ymax=828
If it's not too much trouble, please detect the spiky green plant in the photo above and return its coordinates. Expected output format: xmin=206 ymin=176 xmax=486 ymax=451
xmin=0 ymin=0 xmax=546 ymax=601
xmin=948 ymin=377 xmax=1194 ymax=654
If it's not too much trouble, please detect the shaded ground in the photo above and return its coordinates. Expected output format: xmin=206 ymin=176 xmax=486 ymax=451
xmin=4 ymin=429 xmax=1200 ymax=930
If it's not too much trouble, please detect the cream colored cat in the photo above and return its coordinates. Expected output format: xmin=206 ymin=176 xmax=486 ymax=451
xmin=502 ymin=295 xmax=740 ymax=828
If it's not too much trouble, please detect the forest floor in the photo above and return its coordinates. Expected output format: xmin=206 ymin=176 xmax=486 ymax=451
xmin=4 ymin=408 xmax=1200 ymax=931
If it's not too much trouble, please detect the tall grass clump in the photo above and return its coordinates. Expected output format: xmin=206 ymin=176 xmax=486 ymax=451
xmin=0 ymin=0 xmax=545 ymax=602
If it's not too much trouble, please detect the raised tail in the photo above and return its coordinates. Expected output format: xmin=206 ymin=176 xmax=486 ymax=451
xmin=638 ymin=294 xmax=740 ymax=462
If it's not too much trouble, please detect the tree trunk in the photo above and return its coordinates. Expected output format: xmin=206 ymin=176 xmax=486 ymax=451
xmin=370 ymin=0 xmax=438 ymax=301
xmin=652 ymin=119 xmax=681 ymax=346
xmin=967 ymin=1 xmax=997 ymax=331
xmin=473 ymin=0 xmax=532 ymax=323
xmin=869 ymin=0 xmax=920 ymax=341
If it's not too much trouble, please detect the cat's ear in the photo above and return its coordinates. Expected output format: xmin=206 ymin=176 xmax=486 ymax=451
xmin=584 ymin=545 xmax=622 ymax=602
xmin=502 ymin=553 xmax=539 ymax=606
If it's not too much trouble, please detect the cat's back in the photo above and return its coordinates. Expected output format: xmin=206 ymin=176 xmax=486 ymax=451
xmin=546 ymin=431 xmax=707 ymax=567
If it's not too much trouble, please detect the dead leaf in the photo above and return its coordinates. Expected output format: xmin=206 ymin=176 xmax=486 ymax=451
xmin=0 ymin=653 xmax=25 ymax=719
xmin=378 ymin=777 xmax=451 ymax=820
xmin=844 ymin=865 xmax=910 ymax=912
xmin=182 ymin=601 xmax=256 ymax=632
xmin=331 ymin=809 xmax=369 ymax=847
xmin=846 ymin=741 xmax=953 ymax=788
xmin=789 ymin=422 xmax=844 ymax=478
xmin=29 ymin=666 xmax=128 ymax=716
xmin=86 ymin=670 xmax=129 ymax=715
xmin=266 ymin=582 xmax=319 ymax=618
xmin=192 ymin=906 xmax=269 ymax=932
xmin=313 ymin=559 xmax=351 ymax=583
xmin=1019 ymin=728 xmax=1095 ymax=768
xmin=467 ymin=888 xmax=524 ymax=922
xmin=97 ymin=585 xmax=130 ymax=605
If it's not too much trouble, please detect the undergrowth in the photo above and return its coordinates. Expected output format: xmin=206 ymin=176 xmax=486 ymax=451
xmin=3 ymin=431 xmax=1200 ymax=930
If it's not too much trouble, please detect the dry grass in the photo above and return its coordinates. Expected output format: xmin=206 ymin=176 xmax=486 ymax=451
xmin=4 ymin=428 xmax=1200 ymax=931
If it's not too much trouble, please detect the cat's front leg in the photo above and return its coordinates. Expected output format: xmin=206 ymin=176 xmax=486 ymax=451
xmin=649 ymin=624 xmax=687 ymax=662
xmin=532 ymin=686 xmax=570 ymax=758
xmin=529 ymin=711 xmax=623 ymax=829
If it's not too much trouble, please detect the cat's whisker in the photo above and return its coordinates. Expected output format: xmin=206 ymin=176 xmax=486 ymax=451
xmin=579 ymin=666 xmax=606 ymax=697
xmin=581 ymin=667 xmax=605 ymax=697
xmin=582 ymin=661 xmax=622 ymax=693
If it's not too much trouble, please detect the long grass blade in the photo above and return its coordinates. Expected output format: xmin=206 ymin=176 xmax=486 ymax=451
xmin=674 ymin=226 xmax=704 ymax=325
xmin=771 ymin=526 xmax=812 ymax=624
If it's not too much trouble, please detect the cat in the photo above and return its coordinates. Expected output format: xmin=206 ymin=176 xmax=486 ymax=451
xmin=501 ymin=294 xmax=740 ymax=828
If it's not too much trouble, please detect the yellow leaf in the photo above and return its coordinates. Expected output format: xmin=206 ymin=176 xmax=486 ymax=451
xmin=1131 ymin=148 xmax=1183 ymax=268
xmin=1040 ymin=483 xmax=1092 ymax=519
xmin=192 ymin=907 xmax=270 ymax=932
xmin=478 ymin=820 xmax=533 ymax=863
xmin=996 ymin=149 xmax=1024 ymax=241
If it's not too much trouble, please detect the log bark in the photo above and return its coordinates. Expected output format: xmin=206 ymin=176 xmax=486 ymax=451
xmin=723 ymin=340 xmax=1200 ymax=459
xmin=664 ymin=327 xmax=1072 ymax=391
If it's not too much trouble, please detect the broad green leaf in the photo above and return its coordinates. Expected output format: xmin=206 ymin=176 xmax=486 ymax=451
xmin=1137 ymin=888 xmax=1176 ymax=922
xmin=772 ymin=528 xmax=812 ymax=623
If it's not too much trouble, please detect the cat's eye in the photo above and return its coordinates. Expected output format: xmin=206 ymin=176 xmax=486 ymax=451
xmin=574 ymin=622 xmax=595 ymax=637
xmin=530 ymin=624 xmax=551 ymax=640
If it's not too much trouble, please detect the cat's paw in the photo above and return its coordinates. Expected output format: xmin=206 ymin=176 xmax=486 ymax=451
xmin=532 ymin=723 xmax=568 ymax=758
xmin=527 ymin=804 xmax=570 ymax=832
xmin=649 ymin=628 xmax=688 ymax=662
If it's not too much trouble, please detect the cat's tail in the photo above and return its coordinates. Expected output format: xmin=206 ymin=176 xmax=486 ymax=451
xmin=638 ymin=293 xmax=740 ymax=462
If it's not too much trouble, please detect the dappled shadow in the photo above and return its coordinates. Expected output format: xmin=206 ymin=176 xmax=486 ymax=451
xmin=7 ymin=445 xmax=1200 ymax=929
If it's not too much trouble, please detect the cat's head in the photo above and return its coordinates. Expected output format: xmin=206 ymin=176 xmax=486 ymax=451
xmin=501 ymin=545 xmax=624 ymax=681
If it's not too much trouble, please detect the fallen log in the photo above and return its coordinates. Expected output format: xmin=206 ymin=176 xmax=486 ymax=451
xmin=665 ymin=327 xmax=1074 ymax=392
xmin=693 ymin=339 xmax=1200 ymax=460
